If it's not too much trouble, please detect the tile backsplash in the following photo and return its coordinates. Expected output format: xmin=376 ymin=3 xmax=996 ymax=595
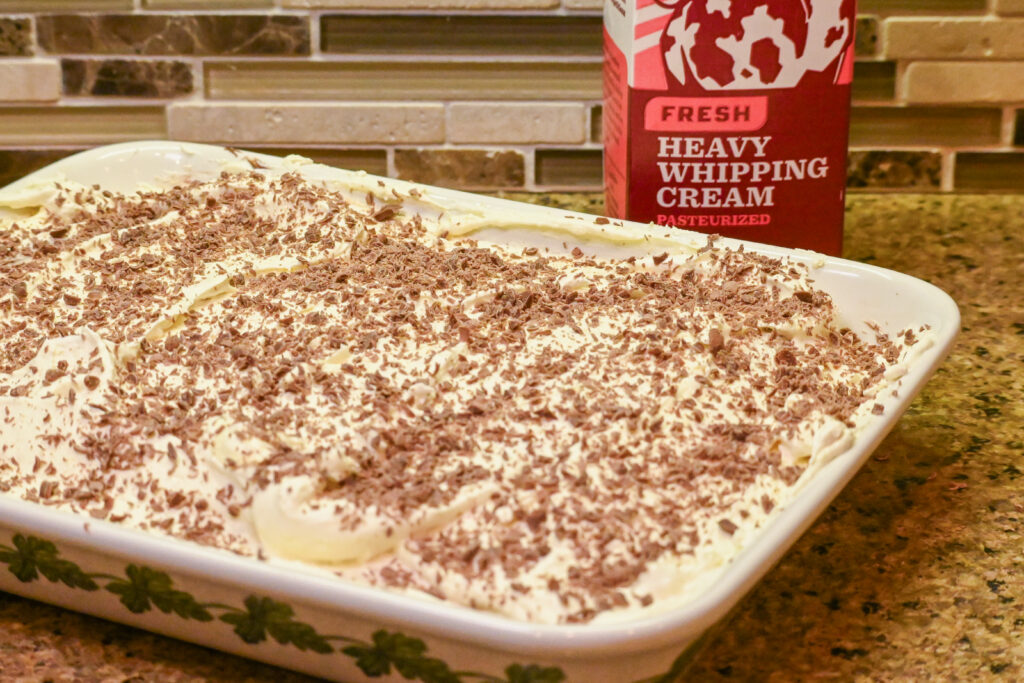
xmin=1 ymin=1 xmax=1022 ymax=193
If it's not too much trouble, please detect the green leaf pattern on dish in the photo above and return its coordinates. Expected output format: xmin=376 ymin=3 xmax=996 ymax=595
xmin=343 ymin=630 xmax=460 ymax=682
xmin=0 ymin=533 xmax=690 ymax=682
xmin=105 ymin=564 xmax=214 ymax=620
xmin=220 ymin=595 xmax=332 ymax=653
xmin=0 ymin=533 xmax=98 ymax=590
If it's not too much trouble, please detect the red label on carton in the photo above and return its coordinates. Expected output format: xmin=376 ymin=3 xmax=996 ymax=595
xmin=603 ymin=0 xmax=856 ymax=255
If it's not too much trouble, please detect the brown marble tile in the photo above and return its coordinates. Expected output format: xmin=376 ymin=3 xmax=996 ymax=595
xmin=62 ymin=59 xmax=193 ymax=98
xmin=320 ymin=15 xmax=601 ymax=56
xmin=37 ymin=14 xmax=309 ymax=56
xmin=855 ymin=16 xmax=879 ymax=56
xmin=954 ymin=152 xmax=1024 ymax=191
xmin=535 ymin=148 xmax=603 ymax=188
xmin=0 ymin=17 xmax=32 ymax=56
xmin=1015 ymin=109 xmax=1024 ymax=146
xmin=394 ymin=149 xmax=523 ymax=190
xmin=847 ymin=150 xmax=942 ymax=189
xmin=0 ymin=148 xmax=87 ymax=188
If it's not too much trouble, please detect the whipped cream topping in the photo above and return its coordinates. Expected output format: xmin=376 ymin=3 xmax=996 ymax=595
xmin=0 ymin=160 xmax=928 ymax=624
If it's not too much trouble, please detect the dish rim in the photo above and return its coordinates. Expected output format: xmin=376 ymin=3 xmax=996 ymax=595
xmin=0 ymin=140 xmax=961 ymax=658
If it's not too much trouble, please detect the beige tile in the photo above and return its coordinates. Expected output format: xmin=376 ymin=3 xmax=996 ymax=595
xmin=168 ymin=103 xmax=445 ymax=144
xmin=205 ymin=61 xmax=602 ymax=101
xmin=904 ymin=61 xmax=1024 ymax=103
xmin=954 ymin=152 xmax=1024 ymax=191
xmin=849 ymin=106 xmax=1003 ymax=146
xmin=448 ymin=103 xmax=585 ymax=144
xmin=564 ymin=0 xmax=602 ymax=8
xmin=535 ymin=149 xmax=602 ymax=188
xmin=0 ymin=61 xmax=60 ymax=102
xmin=885 ymin=19 xmax=1024 ymax=58
xmin=285 ymin=0 xmax=556 ymax=7
xmin=0 ymin=106 xmax=165 ymax=145
xmin=394 ymin=148 xmax=524 ymax=190
xmin=320 ymin=15 xmax=600 ymax=56
xmin=995 ymin=0 xmax=1024 ymax=14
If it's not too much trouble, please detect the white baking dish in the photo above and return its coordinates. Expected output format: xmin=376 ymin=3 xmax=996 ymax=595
xmin=0 ymin=141 xmax=959 ymax=683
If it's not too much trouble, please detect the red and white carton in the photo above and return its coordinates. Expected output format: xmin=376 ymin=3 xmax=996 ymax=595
xmin=603 ymin=0 xmax=857 ymax=255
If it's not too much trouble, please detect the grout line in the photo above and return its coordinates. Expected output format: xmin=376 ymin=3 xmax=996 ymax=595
xmin=941 ymin=150 xmax=956 ymax=192
xmin=308 ymin=10 xmax=321 ymax=58
xmin=385 ymin=146 xmax=396 ymax=179
xmin=28 ymin=14 xmax=40 ymax=57
xmin=442 ymin=101 xmax=452 ymax=145
xmin=875 ymin=14 xmax=887 ymax=61
xmin=524 ymin=146 xmax=536 ymax=191
xmin=1000 ymin=106 xmax=1017 ymax=147
xmin=189 ymin=56 xmax=205 ymax=105
xmin=892 ymin=60 xmax=908 ymax=104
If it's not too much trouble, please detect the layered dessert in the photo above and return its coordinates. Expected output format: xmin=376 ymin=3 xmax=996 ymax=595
xmin=0 ymin=155 xmax=927 ymax=624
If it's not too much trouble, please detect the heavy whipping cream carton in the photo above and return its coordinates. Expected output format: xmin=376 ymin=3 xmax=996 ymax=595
xmin=603 ymin=0 xmax=856 ymax=254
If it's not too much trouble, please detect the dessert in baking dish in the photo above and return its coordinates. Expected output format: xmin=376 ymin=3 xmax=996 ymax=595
xmin=0 ymin=158 xmax=925 ymax=624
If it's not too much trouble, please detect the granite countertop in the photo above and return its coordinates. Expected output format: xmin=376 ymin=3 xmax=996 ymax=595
xmin=2 ymin=193 xmax=1022 ymax=681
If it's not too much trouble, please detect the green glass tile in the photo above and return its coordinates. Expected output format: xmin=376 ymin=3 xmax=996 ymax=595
xmin=852 ymin=61 xmax=896 ymax=102
xmin=857 ymin=0 xmax=985 ymax=12
xmin=37 ymin=14 xmax=309 ymax=56
xmin=244 ymin=147 xmax=387 ymax=176
xmin=0 ymin=0 xmax=132 ymax=9
xmin=535 ymin=149 xmax=603 ymax=188
xmin=205 ymin=61 xmax=602 ymax=101
xmin=954 ymin=152 xmax=1024 ymax=191
xmin=850 ymin=107 xmax=1002 ymax=147
xmin=0 ymin=106 xmax=166 ymax=145
xmin=321 ymin=15 xmax=602 ymax=56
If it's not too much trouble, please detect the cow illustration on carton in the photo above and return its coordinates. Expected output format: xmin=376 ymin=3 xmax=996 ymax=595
xmin=661 ymin=0 xmax=854 ymax=90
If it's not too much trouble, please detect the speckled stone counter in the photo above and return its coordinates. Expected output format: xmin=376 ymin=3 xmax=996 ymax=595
xmin=2 ymin=194 xmax=1022 ymax=682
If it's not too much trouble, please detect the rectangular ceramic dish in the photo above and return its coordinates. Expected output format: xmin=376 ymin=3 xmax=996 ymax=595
xmin=0 ymin=141 xmax=959 ymax=683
